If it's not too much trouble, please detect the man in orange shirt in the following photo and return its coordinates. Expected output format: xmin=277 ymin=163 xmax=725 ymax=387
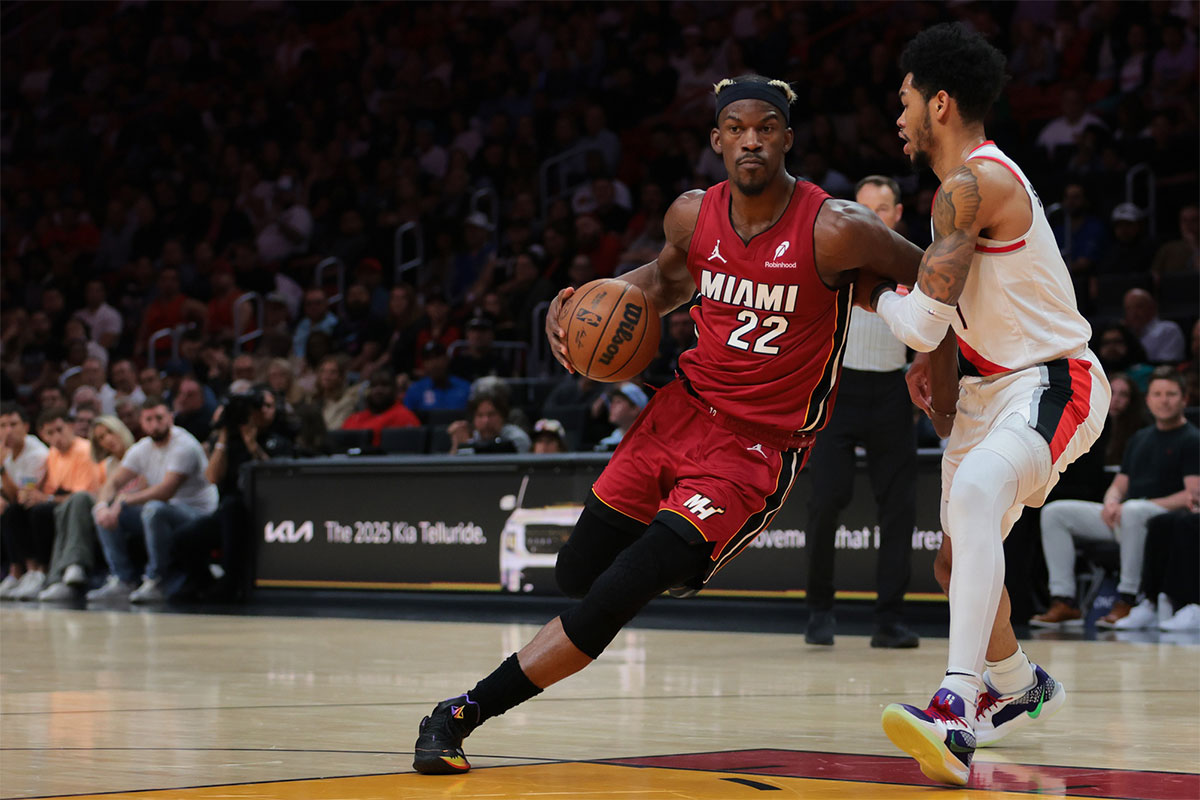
xmin=341 ymin=367 xmax=420 ymax=448
xmin=8 ymin=409 xmax=103 ymax=600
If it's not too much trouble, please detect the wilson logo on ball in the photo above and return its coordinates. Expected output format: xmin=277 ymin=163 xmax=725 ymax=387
xmin=596 ymin=302 xmax=643 ymax=366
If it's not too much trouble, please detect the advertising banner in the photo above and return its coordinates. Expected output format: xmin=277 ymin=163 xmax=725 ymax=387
xmin=252 ymin=454 xmax=946 ymax=599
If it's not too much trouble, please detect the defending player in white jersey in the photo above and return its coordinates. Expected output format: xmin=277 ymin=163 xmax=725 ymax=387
xmin=856 ymin=24 xmax=1112 ymax=786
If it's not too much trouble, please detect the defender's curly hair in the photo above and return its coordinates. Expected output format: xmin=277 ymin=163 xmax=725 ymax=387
xmin=900 ymin=23 xmax=1008 ymax=124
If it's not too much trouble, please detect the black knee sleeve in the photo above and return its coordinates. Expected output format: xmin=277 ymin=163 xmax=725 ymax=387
xmin=560 ymin=522 xmax=710 ymax=659
xmin=555 ymin=507 xmax=641 ymax=599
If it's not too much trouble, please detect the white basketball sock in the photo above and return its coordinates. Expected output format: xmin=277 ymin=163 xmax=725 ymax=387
xmin=984 ymin=647 xmax=1035 ymax=695
xmin=940 ymin=671 xmax=982 ymax=710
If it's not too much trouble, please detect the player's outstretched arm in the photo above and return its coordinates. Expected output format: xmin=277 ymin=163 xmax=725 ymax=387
xmin=866 ymin=161 xmax=1006 ymax=352
xmin=544 ymin=191 xmax=702 ymax=372
xmin=813 ymin=200 xmax=923 ymax=289
xmin=618 ymin=190 xmax=703 ymax=314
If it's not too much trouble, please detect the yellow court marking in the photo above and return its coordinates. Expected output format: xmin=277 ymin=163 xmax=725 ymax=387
xmin=42 ymin=762 xmax=1125 ymax=800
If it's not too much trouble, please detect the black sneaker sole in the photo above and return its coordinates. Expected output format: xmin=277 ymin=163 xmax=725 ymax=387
xmin=413 ymin=749 xmax=471 ymax=775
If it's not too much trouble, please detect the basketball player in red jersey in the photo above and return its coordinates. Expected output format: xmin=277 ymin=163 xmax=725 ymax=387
xmin=413 ymin=74 xmax=925 ymax=775
xmin=856 ymin=25 xmax=1111 ymax=786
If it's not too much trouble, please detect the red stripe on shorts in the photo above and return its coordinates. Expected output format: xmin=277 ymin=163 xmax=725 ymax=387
xmin=1049 ymin=359 xmax=1093 ymax=462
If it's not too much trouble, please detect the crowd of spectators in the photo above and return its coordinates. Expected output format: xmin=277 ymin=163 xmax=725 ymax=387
xmin=1 ymin=2 xmax=1196 ymax=610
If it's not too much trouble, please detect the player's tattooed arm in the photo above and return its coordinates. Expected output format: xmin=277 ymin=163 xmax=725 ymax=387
xmin=916 ymin=163 xmax=984 ymax=305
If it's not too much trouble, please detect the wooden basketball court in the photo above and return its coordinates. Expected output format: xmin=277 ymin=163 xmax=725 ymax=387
xmin=2 ymin=606 xmax=1197 ymax=799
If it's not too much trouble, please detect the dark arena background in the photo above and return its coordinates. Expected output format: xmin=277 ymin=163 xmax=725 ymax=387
xmin=1 ymin=2 xmax=1197 ymax=799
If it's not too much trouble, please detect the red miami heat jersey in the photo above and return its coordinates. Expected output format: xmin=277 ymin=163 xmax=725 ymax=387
xmin=679 ymin=179 xmax=850 ymax=434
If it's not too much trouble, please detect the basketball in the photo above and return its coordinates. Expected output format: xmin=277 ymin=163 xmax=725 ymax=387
xmin=560 ymin=279 xmax=661 ymax=382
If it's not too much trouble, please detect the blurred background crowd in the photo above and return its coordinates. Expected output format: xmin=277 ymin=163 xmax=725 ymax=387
xmin=0 ymin=2 xmax=1196 ymax=613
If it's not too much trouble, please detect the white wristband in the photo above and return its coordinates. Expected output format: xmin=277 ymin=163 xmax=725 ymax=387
xmin=875 ymin=284 xmax=957 ymax=353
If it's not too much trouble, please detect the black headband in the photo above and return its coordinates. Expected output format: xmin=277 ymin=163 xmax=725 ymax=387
xmin=714 ymin=82 xmax=792 ymax=125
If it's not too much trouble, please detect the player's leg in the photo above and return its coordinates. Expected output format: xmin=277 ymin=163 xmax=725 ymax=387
xmin=883 ymin=415 xmax=1049 ymax=784
xmin=555 ymin=505 xmax=643 ymax=598
xmin=804 ymin=408 xmax=857 ymax=645
xmin=413 ymin=522 xmax=708 ymax=774
xmin=941 ymin=533 xmax=1069 ymax=747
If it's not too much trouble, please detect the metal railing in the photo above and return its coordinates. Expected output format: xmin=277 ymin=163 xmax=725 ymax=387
xmin=147 ymin=324 xmax=190 ymax=370
xmin=314 ymin=258 xmax=345 ymax=313
xmin=394 ymin=221 xmax=423 ymax=284
xmin=1125 ymin=164 xmax=1156 ymax=243
xmin=529 ymin=300 xmax=552 ymax=377
xmin=538 ymin=144 xmax=592 ymax=220
xmin=232 ymin=292 xmax=264 ymax=356
xmin=446 ymin=340 xmax=531 ymax=377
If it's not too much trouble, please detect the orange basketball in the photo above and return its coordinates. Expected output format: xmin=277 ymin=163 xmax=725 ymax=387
xmin=560 ymin=279 xmax=661 ymax=382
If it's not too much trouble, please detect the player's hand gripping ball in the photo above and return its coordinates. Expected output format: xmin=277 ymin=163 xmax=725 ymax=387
xmin=559 ymin=279 xmax=661 ymax=382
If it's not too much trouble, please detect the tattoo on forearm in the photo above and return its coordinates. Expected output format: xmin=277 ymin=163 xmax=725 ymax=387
xmin=918 ymin=165 xmax=982 ymax=305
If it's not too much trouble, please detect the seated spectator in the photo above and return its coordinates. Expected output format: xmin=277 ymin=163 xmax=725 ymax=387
xmin=73 ymin=278 xmax=123 ymax=350
xmin=532 ymin=418 xmax=569 ymax=454
xmin=293 ymin=288 xmax=341 ymax=361
xmin=405 ymin=342 xmax=471 ymax=414
xmin=1180 ymin=319 xmax=1200 ymax=405
xmin=115 ymin=396 xmax=144 ymax=440
xmin=8 ymin=408 xmax=106 ymax=600
xmin=88 ymin=397 xmax=219 ymax=604
xmin=1105 ymin=374 xmax=1147 ymax=466
xmin=71 ymin=386 xmax=102 ymax=419
xmin=341 ymin=368 xmax=420 ymax=447
xmin=595 ymin=383 xmax=648 ymax=451
xmin=109 ymin=359 xmax=146 ymax=408
xmin=1151 ymin=204 xmax=1198 ymax=277
xmin=0 ymin=403 xmax=50 ymax=599
xmin=1138 ymin=508 xmax=1200 ymax=631
xmin=256 ymin=174 xmax=313 ymax=265
xmin=1052 ymin=183 xmax=1107 ymax=284
xmin=1035 ymin=87 xmax=1107 ymax=160
xmin=1093 ymin=203 xmax=1154 ymax=277
xmin=450 ymin=316 xmax=510 ymax=380
xmin=172 ymin=376 xmax=215 ymax=442
xmin=38 ymin=416 xmax=136 ymax=602
xmin=414 ymin=292 xmax=461 ymax=371
xmin=309 ymin=356 xmax=363 ymax=431
xmin=544 ymin=372 xmax=611 ymax=448
xmin=376 ymin=284 xmax=422 ymax=377
xmin=139 ymin=367 xmax=165 ymax=401
xmin=40 ymin=385 xmax=69 ymax=415
xmin=1123 ymin=288 xmax=1185 ymax=363
xmin=265 ymin=358 xmax=304 ymax=416
xmin=339 ymin=282 xmax=388 ymax=378
xmin=1094 ymin=322 xmax=1151 ymax=385
xmin=1033 ymin=368 xmax=1198 ymax=627
xmin=135 ymin=267 xmax=206 ymax=361
xmin=448 ymin=392 xmax=531 ymax=455
xmin=73 ymin=405 xmax=98 ymax=440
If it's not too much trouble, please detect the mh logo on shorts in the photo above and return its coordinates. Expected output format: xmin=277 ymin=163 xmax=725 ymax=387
xmin=682 ymin=493 xmax=725 ymax=520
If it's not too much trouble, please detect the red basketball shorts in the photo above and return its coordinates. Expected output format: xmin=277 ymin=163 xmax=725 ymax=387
xmin=588 ymin=380 xmax=809 ymax=584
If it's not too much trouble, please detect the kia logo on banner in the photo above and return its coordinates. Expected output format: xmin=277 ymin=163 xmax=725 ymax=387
xmin=264 ymin=520 xmax=314 ymax=544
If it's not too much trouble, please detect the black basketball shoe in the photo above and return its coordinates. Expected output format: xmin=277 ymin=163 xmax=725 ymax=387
xmin=413 ymin=694 xmax=481 ymax=774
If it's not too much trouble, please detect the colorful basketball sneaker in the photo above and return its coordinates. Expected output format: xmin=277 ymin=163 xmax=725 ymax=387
xmin=413 ymin=694 xmax=480 ymax=775
xmin=974 ymin=665 xmax=1066 ymax=746
xmin=882 ymin=688 xmax=976 ymax=786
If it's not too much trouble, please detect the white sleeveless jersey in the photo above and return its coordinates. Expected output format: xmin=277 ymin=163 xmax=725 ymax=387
xmin=944 ymin=142 xmax=1092 ymax=377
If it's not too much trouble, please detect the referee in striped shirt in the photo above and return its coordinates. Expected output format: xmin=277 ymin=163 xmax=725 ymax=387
xmin=804 ymin=176 xmax=920 ymax=649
